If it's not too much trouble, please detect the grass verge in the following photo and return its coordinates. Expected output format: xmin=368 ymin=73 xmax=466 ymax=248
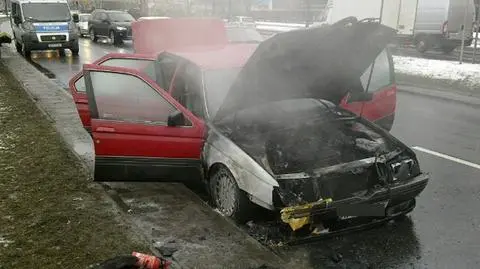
xmin=0 ymin=63 xmax=149 ymax=268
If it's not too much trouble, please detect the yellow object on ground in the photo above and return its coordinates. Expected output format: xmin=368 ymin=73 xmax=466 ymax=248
xmin=280 ymin=198 xmax=333 ymax=231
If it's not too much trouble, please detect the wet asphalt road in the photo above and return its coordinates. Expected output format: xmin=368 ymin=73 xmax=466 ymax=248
xmin=5 ymin=31 xmax=480 ymax=268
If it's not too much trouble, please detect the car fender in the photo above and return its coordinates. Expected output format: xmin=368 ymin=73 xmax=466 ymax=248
xmin=203 ymin=126 xmax=279 ymax=210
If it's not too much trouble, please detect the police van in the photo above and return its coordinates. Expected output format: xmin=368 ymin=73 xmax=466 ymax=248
xmin=9 ymin=0 xmax=80 ymax=57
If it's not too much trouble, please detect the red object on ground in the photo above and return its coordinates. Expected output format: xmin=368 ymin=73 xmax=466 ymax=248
xmin=132 ymin=18 xmax=228 ymax=54
xmin=132 ymin=252 xmax=171 ymax=269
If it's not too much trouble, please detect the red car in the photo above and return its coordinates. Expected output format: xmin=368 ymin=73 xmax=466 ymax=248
xmin=68 ymin=20 xmax=428 ymax=229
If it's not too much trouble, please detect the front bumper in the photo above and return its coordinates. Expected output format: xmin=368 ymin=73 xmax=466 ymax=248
xmin=116 ymin=29 xmax=132 ymax=40
xmin=22 ymin=31 xmax=79 ymax=50
xmin=282 ymin=172 xmax=429 ymax=221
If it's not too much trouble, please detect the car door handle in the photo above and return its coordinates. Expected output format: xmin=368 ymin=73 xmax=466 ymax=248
xmin=96 ymin=127 xmax=116 ymax=132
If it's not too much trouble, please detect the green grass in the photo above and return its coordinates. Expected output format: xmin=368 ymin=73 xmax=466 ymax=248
xmin=0 ymin=64 xmax=148 ymax=268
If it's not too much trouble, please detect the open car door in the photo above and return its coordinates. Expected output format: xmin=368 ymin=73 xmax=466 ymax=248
xmin=69 ymin=53 xmax=156 ymax=132
xmin=83 ymin=64 xmax=205 ymax=182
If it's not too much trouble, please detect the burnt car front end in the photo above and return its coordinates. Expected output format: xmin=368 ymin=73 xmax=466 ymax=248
xmin=213 ymin=98 xmax=429 ymax=231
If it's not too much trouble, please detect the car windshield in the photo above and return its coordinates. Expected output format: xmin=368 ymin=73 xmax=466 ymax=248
xmin=203 ymin=68 xmax=241 ymax=118
xmin=108 ymin=12 xmax=135 ymax=22
xmin=79 ymin=15 xmax=89 ymax=22
xmin=21 ymin=3 xmax=71 ymax=22
xmin=226 ymin=28 xmax=263 ymax=43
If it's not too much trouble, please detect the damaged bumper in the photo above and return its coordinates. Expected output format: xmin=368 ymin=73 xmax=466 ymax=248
xmin=280 ymin=172 xmax=429 ymax=230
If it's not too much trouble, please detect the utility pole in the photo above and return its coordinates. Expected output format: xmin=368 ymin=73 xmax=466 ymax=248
xmin=473 ymin=1 xmax=479 ymax=63
xmin=459 ymin=0 xmax=469 ymax=64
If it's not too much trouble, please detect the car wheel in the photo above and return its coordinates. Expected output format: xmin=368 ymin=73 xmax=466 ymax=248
xmin=22 ymin=43 xmax=31 ymax=58
xmin=89 ymin=28 xmax=97 ymax=42
xmin=71 ymin=48 xmax=79 ymax=56
xmin=210 ymin=166 xmax=251 ymax=223
xmin=110 ymin=30 xmax=122 ymax=46
xmin=15 ymin=41 xmax=21 ymax=53
xmin=415 ymin=36 xmax=429 ymax=53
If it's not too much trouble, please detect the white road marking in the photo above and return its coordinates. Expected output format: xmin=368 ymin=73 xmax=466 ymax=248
xmin=412 ymin=146 xmax=480 ymax=170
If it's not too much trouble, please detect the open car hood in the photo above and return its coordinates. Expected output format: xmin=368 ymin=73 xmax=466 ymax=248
xmin=214 ymin=19 xmax=396 ymax=121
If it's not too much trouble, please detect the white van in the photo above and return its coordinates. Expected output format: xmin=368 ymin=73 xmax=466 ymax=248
xmin=9 ymin=0 xmax=80 ymax=57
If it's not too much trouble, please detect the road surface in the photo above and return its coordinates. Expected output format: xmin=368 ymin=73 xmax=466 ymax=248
xmin=3 ymin=25 xmax=480 ymax=268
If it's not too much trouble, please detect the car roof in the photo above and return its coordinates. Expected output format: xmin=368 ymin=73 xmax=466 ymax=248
xmin=166 ymin=44 xmax=257 ymax=70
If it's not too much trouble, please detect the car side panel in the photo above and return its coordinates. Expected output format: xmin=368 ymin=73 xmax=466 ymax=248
xmin=204 ymin=126 xmax=279 ymax=210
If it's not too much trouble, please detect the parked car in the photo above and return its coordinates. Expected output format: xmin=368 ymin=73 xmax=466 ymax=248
xmin=88 ymin=9 xmax=135 ymax=45
xmin=77 ymin=13 xmax=90 ymax=37
xmin=69 ymin=20 xmax=429 ymax=230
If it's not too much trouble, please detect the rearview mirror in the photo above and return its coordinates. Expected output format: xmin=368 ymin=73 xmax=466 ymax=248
xmin=347 ymin=92 xmax=373 ymax=103
xmin=167 ymin=111 xmax=186 ymax=127
xmin=72 ymin=14 xmax=79 ymax=23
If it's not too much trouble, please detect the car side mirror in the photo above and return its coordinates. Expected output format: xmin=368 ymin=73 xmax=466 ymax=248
xmin=13 ymin=16 xmax=21 ymax=25
xmin=167 ymin=110 xmax=186 ymax=127
xmin=72 ymin=14 xmax=79 ymax=23
xmin=347 ymin=92 xmax=373 ymax=103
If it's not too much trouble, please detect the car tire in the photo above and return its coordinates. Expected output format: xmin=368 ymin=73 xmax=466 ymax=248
xmin=415 ymin=36 xmax=429 ymax=53
xmin=209 ymin=165 xmax=252 ymax=223
xmin=22 ymin=42 xmax=31 ymax=58
xmin=110 ymin=30 xmax=122 ymax=46
xmin=89 ymin=28 xmax=97 ymax=42
xmin=15 ymin=41 xmax=21 ymax=53
xmin=71 ymin=48 xmax=79 ymax=56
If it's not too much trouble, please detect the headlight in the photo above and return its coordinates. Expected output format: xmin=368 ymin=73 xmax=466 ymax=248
xmin=116 ymin=26 xmax=127 ymax=31
xmin=22 ymin=21 xmax=35 ymax=32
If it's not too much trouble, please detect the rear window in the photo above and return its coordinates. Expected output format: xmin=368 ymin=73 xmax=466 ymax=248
xmin=360 ymin=49 xmax=393 ymax=92
xmin=108 ymin=12 xmax=135 ymax=22
xmin=79 ymin=15 xmax=89 ymax=22
xmin=100 ymin=58 xmax=152 ymax=69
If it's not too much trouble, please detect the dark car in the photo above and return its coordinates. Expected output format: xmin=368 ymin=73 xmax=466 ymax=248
xmin=88 ymin=9 xmax=135 ymax=45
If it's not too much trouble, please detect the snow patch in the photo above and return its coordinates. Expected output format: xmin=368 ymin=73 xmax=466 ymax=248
xmin=393 ymin=55 xmax=480 ymax=88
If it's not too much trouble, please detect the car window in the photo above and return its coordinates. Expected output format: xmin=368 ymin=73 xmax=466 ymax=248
xmin=156 ymin=57 xmax=178 ymax=90
xmin=21 ymin=2 xmax=71 ymax=22
xmin=203 ymin=68 xmax=241 ymax=118
xmin=171 ymin=64 xmax=205 ymax=119
xmin=89 ymin=71 xmax=179 ymax=125
xmin=100 ymin=58 xmax=153 ymax=70
xmin=80 ymin=15 xmax=89 ymax=22
xmin=74 ymin=76 xmax=86 ymax=92
xmin=360 ymin=49 xmax=392 ymax=92
xmin=108 ymin=12 xmax=135 ymax=22
xmin=99 ymin=12 xmax=107 ymax=21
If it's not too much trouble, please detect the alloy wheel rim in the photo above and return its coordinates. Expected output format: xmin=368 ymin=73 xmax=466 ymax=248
xmin=214 ymin=170 xmax=236 ymax=216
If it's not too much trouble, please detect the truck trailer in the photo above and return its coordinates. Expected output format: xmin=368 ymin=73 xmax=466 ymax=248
xmin=318 ymin=0 xmax=476 ymax=53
